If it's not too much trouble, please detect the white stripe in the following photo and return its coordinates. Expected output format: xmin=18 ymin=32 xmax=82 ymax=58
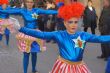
xmin=70 ymin=65 xmax=72 ymax=73
xmin=65 ymin=65 xmax=69 ymax=73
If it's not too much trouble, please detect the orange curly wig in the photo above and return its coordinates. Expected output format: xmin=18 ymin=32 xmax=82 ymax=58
xmin=58 ymin=2 xmax=85 ymax=21
xmin=0 ymin=0 xmax=9 ymax=5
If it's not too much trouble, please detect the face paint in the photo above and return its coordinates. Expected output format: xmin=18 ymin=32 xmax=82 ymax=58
xmin=67 ymin=20 xmax=79 ymax=25
xmin=64 ymin=17 xmax=79 ymax=34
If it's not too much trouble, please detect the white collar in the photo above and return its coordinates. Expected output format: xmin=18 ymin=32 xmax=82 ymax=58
xmin=88 ymin=6 xmax=93 ymax=11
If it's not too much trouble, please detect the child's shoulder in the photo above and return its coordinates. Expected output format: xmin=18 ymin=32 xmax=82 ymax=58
xmin=52 ymin=30 xmax=66 ymax=35
xmin=54 ymin=30 xmax=65 ymax=33
xmin=76 ymin=31 xmax=95 ymax=38
xmin=76 ymin=31 xmax=91 ymax=37
xmin=57 ymin=31 xmax=85 ymax=35
xmin=54 ymin=31 xmax=89 ymax=35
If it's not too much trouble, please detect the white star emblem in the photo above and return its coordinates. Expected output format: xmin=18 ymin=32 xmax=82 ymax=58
xmin=72 ymin=36 xmax=85 ymax=49
xmin=32 ymin=13 xmax=39 ymax=19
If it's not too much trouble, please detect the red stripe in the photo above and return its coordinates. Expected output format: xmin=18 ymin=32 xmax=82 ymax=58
xmin=68 ymin=65 xmax=71 ymax=73
xmin=71 ymin=65 xmax=76 ymax=73
xmin=65 ymin=65 xmax=69 ymax=73
xmin=51 ymin=60 xmax=60 ymax=73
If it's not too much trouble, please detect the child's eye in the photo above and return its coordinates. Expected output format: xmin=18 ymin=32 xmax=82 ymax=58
xmin=74 ymin=21 xmax=78 ymax=24
xmin=67 ymin=21 xmax=78 ymax=24
xmin=68 ymin=21 xmax=73 ymax=24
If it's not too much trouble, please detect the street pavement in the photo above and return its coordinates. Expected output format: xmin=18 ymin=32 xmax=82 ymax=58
xmin=0 ymin=16 xmax=107 ymax=73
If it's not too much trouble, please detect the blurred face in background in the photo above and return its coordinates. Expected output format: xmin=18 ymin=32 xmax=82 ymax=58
xmin=88 ymin=1 xmax=92 ymax=7
xmin=26 ymin=0 xmax=34 ymax=10
xmin=104 ymin=0 xmax=110 ymax=7
xmin=2 ymin=4 xmax=7 ymax=10
xmin=64 ymin=17 xmax=79 ymax=34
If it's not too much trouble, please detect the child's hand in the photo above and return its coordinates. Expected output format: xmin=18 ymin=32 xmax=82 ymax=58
xmin=41 ymin=46 xmax=47 ymax=52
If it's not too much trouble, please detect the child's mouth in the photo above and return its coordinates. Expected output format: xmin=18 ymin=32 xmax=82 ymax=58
xmin=72 ymin=28 xmax=76 ymax=30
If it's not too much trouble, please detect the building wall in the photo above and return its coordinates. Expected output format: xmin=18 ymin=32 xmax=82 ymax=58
xmin=62 ymin=0 xmax=76 ymax=4
xmin=64 ymin=0 xmax=73 ymax=4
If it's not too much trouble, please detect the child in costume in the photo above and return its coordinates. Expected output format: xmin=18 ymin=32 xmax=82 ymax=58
xmin=19 ymin=2 xmax=110 ymax=73
xmin=0 ymin=0 xmax=15 ymax=47
xmin=0 ymin=0 xmax=57 ymax=73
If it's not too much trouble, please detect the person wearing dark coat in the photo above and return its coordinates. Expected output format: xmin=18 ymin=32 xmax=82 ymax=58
xmin=83 ymin=0 xmax=97 ymax=34
xmin=98 ymin=0 xmax=110 ymax=61
xmin=56 ymin=2 xmax=66 ymax=31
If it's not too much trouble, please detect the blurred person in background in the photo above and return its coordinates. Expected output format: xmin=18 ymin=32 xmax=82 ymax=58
xmin=0 ymin=0 xmax=57 ymax=73
xmin=83 ymin=0 xmax=97 ymax=34
xmin=56 ymin=2 xmax=66 ymax=31
xmin=98 ymin=0 xmax=110 ymax=61
xmin=0 ymin=0 xmax=16 ymax=47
